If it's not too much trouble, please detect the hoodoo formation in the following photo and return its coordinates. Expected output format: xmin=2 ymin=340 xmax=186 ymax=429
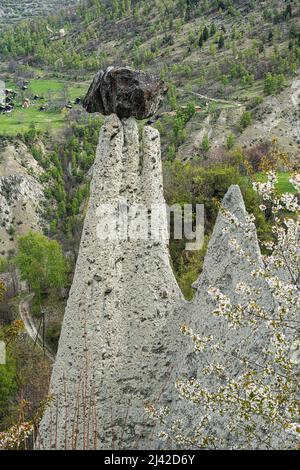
xmin=38 ymin=69 xmax=181 ymax=448
xmin=37 ymin=68 xmax=296 ymax=450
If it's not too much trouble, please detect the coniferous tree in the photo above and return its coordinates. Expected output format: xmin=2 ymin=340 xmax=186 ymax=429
xmin=285 ymin=3 xmax=292 ymax=20
xmin=218 ymin=33 xmax=225 ymax=49
xmin=258 ymin=41 xmax=264 ymax=54
xmin=198 ymin=33 xmax=203 ymax=48
xmin=268 ymin=30 xmax=273 ymax=42
xmin=202 ymin=25 xmax=209 ymax=41
xmin=210 ymin=23 xmax=217 ymax=36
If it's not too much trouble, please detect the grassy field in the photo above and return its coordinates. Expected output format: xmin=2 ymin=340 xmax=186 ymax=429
xmin=0 ymin=107 xmax=65 ymax=135
xmin=0 ymin=78 xmax=88 ymax=135
xmin=254 ymin=172 xmax=297 ymax=194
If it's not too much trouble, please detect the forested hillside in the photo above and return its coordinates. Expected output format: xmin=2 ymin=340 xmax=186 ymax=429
xmin=0 ymin=0 xmax=78 ymax=30
xmin=1 ymin=0 xmax=300 ymax=158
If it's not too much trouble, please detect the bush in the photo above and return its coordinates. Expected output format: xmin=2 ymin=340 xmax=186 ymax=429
xmin=218 ymin=34 xmax=225 ymax=49
xmin=226 ymin=133 xmax=236 ymax=150
xmin=0 ymin=350 xmax=17 ymax=417
xmin=7 ymin=226 xmax=15 ymax=238
xmin=264 ymin=73 xmax=285 ymax=95
xmin=247 ymin=96 xmax=263 ymax=110
xmin=239 ymin=111 xmax=253 ymax=130
xmin=202 ymin=134 xmax=210 ymax=151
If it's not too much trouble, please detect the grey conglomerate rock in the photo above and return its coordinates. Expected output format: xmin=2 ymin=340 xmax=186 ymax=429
xmin=38 ymin=112 xmax=294 ymax=449
xmin=83 ymin=66 xmax=168 ymax=119
xmin=38 ymin=115 xmax=183 ymax=449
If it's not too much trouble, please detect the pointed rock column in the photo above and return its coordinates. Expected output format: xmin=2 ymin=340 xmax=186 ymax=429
xmin=171 ymin=185 xmax=275 ymax=449
xmin=37 ymin=115 xmax=183 ymax=450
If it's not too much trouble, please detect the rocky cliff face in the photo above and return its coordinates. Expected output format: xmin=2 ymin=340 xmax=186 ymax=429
xmin=38 ymin=117 xmax=295 ymax=450
xmin=0 ymin=141 xmax=45 ymax=256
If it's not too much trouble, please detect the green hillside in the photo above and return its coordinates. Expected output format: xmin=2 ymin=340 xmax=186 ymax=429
xmin=0 ymin=0 xmax=78 ymax=30
xmin=1 ymin=0 xmax=299 ymax=93
xmin=1 ymin=0 xmax=300 ymax=158
xmin=0 ymin=78 xmax=87 ymax=135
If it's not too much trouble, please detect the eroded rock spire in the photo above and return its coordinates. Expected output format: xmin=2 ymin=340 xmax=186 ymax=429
xmin=37 ymin=114 xmax=183 ymax=450
xmin=38 ymin=69 xmax=276 ymax=450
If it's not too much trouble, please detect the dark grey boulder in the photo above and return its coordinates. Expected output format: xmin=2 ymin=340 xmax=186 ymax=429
xmin=83 ymin=66 xmax=168 ymax=119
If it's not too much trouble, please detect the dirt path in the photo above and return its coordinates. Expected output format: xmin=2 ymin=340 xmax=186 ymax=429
xmin=178 ymin=88 xmax=243 ymax=107
xmin=19 ymin=293 xmax=55 ymax=363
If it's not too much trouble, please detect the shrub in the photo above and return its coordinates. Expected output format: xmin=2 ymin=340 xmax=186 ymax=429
xmin=226 ymin=133 xmax=236 ymax=150
xmin=264 ymin=73 xmax=285 ymax=95
xmin=202 ymin=134 xmax=210 ymax=151
xmin=239 ymin=111 xmax=253 ymax=130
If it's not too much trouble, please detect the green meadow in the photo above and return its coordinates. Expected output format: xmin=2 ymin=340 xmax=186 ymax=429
xmin=254 ymin=172 xmax=297 ymax=194
xmin=0 ymin=78 xmax=88 ymax=135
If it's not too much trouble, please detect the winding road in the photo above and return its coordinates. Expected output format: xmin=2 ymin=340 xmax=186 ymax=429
xmin=19 ymin=293 xmax=55 ymax=363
